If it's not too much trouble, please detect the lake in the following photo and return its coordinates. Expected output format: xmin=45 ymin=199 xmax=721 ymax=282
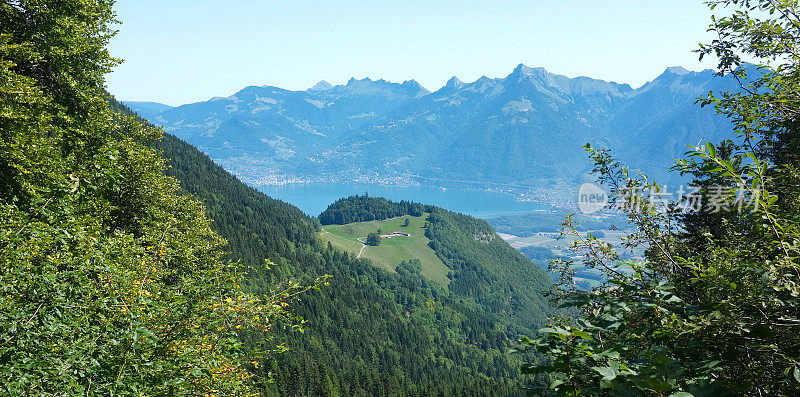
xmin=256 ymin=182 xmax=550 ymax=219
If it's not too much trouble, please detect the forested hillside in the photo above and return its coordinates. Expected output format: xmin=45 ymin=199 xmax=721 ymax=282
xmin=319 ymin=195 xmax=426 ymax=225
xmin=425 ymin=208 xmax=553 ymax=335
xmin=319 ymin=195 xmax=555 ymax=336
xmin=129 ymin=116 xmax=555 ymax=394
xmin=319 ymin=196 xmax=554 ymax=333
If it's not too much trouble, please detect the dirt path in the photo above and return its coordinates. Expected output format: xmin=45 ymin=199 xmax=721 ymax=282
xmin=356 ymin=237 xmax=367 ymax=258
xmin=323 ymin=226 xmax=369 ymax=258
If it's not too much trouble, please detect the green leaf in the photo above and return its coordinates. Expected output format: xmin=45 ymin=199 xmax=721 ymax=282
xmin=592 ymin=365 xmax=618 ymax=380
xmin=572 ymin=330 xmax=594 ymax=340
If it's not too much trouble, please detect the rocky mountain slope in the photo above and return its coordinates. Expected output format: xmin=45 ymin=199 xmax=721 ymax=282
xmin=127 ymin=64 xmax=739 ymax=195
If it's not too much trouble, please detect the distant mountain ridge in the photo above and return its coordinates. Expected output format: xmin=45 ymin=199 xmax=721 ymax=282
xmin=122 ymin=101 xmax=173 ymax=120
xmin=125 ymin=64 xmax=739 ymax=199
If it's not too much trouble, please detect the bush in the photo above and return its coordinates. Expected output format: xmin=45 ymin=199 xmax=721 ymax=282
xmin=366 ymin=232 xmax=382 ymax=246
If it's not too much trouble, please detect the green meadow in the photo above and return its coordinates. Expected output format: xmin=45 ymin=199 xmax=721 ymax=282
xmin=320 ymin=214 xmax=450 ymax=288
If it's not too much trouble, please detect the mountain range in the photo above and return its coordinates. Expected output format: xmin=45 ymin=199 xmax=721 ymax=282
xmin=126 ymin=64 xmax=740 ymax=201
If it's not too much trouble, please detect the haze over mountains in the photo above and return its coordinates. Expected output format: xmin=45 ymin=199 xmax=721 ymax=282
xmin=127 ymin=64 xmax=739 ymax=201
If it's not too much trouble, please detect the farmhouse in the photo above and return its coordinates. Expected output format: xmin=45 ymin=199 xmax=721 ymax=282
xmin=380 ymin=231 xmax=412 ymax=239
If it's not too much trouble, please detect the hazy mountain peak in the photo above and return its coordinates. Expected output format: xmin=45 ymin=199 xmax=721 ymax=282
xmin=511 ymin=63 xmax=547 ymax=76
xmin=647 ymin=67 xmax=701 ymax=84
xmin=347 ymin=76 xmax=374 ymax=85
xmin=507 ymin=64 xmax=557 ymax=86
xmin=326 ymin=76 xmax=431 ymax=100
xmin=665 ymin=66 xmax=691 ymax=75
xmin=474 ymin=75 xmax=497 ymax=87
xmin=131 ymin=62 xmax=736 ymax=196
xmin=470 ymin=75 xmax=503 ymax=95
xmin=636 ymin=66 xmax=717 ymax=95
xmin=308 ymin=80 xmax=334 ymax=91
xmin=341 ymin=77 xmax=381 ymax=93
xmin=444 ymin=76 xmax=464 ymax=90
xmin=402 ymin=79 xmax=430 ymax=96
xmin=504 ymin=64 xmax=631 ymax=96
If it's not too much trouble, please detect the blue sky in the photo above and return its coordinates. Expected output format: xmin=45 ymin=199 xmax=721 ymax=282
xmin=107 ymin=0 xmax=719 ymax=106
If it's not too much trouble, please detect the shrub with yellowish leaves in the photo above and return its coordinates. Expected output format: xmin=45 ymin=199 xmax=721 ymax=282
xmin=0 ymin=1 xmax=327 ymax=395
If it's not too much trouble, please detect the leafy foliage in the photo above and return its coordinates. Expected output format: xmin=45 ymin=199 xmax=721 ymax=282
xmin=0 ymin=1 xmax=316 ymax=395
xmin=366 ymin=231 xmax=381 ymax=246
xmin=520 ymin=1 xmax=800 ymax=395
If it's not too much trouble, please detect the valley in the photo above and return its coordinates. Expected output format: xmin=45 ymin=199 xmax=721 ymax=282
xmin=145 ymin=135 xmax=556 ymax=394
xmin=7 ymin=0 xmax=798 ymax=395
